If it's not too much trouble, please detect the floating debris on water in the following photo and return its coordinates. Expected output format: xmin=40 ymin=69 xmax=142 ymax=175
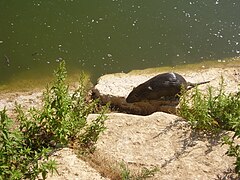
xmin=56 ymin=57 xmax=63 ymax=62
xmin=4 ymin=55 xmax=10 ymax=66
xmin=32 ymin=52 xmax=38 ymax=56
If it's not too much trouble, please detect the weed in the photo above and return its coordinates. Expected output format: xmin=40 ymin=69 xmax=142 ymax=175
xmin=136 ymin=166 xmax=159 ymax=180
xmin=222 ymin=136 xmax=240 ymax=174
xmin=179 ymin=87 xmax=218 ymax=131
xmin=78 ymin=107 xmax=108 ymax=154
xmin=0 ymin=108 xmax=56 ymax=179
xmin=120 ymin=162 xmax=131 ymax=180
xmin=0 ymin=61 xmax=107 ymax=179
xmin=178 ymin=78 xmax=240 ymax=175
xmin=178 ymin=78 xmax=239 ymax=131
xmin=119 ymin=161 xmax=159 ymax=180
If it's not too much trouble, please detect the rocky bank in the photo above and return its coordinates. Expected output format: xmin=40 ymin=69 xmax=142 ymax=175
xmin=0 ymin=61 xmax=240 ymax=179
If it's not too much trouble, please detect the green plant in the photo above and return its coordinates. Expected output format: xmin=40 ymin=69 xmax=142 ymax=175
xmin=0 ymin=61 xmax=107 ymax=179
xmin=119 ymin=161 xmax=159 ymax=180
xmin=178 ymin=78 xmax=239 ymax=131
xmin=0 ymin=108 xmax=56 ymax=180
xmin=120 ymin=162 xmax=131 ymax=180
xmin=137 ymin=166 xmax=159 ymax=180
xmin=178 ymin=78 xmax=240 ymax=175
xmin=222 ymin=136 xmax=240 ymax=174
xmin=17 ymin=61 xmax=107 ymax=151
xmin=179 ymin=86 xmax=219 ymax=131
xmin=78 ymin=108 xmax=108 ymax=154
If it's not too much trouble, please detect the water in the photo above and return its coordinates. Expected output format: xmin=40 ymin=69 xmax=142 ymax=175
xmin=0 ymin=0 xmax=240 ymax=84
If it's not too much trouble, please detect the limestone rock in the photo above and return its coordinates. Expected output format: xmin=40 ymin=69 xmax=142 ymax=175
xmin=88 ymin=112 xmax=237 ymax=179
xmin=46 ymin=148 xmax=109 ymax=180
xmin=92 ymin=67 xmax=240 ymax=115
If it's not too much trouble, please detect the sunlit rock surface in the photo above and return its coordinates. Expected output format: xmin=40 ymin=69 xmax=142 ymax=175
xmin=92 ymin=67 xmax=240 ymax=115
xmin=90 ymin=112 xmax=237 ymax=179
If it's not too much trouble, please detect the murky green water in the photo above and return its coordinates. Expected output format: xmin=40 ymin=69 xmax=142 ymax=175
xmin=0 ymin=0 xmax=239 ymax=84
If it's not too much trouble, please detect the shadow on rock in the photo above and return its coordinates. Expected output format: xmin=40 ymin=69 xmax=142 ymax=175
xmin=92 ymin=88 xmax=179 ymax=115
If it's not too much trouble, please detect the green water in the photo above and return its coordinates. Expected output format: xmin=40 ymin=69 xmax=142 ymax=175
xmin=0 ymin=0 xmax=240 ymax=84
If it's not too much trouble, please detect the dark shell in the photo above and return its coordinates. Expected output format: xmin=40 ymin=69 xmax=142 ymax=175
xmin=126 ymin=72 xmax=187 ymax=103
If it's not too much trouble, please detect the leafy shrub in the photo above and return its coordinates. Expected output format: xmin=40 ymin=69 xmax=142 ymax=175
xmin=0 ymin=108 xmax=56 ymax=179
xmin=179 ymin=87 xmax=219 ymax=131
xmin=178 ymin=79 xmax=240 ymax=174
xmin=0 ymin=61 xmax=107 ymax=179
xmin=179 ymin=78 xmax=240 ymax=131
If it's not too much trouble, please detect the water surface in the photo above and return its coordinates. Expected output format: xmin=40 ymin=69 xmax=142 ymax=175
xmin=0 ymin=0 xmax=239 ymax=84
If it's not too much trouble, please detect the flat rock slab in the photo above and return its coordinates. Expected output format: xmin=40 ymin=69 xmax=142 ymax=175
xmin=93 ymin=67 xmax=240 ymax=115
xmin=46 ymin=148 xmax=109 ymax=180
xmin=89 ymin=112 xmax=237 ymax=179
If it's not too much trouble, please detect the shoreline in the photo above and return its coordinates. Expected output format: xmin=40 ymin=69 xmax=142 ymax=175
xmin=0 ymin=58 xmax=239 ymax=113
xmin=0 ymin=57 xmax=239 ymax=94
xmin=0 ymin=59 xmax=239 ymax=179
